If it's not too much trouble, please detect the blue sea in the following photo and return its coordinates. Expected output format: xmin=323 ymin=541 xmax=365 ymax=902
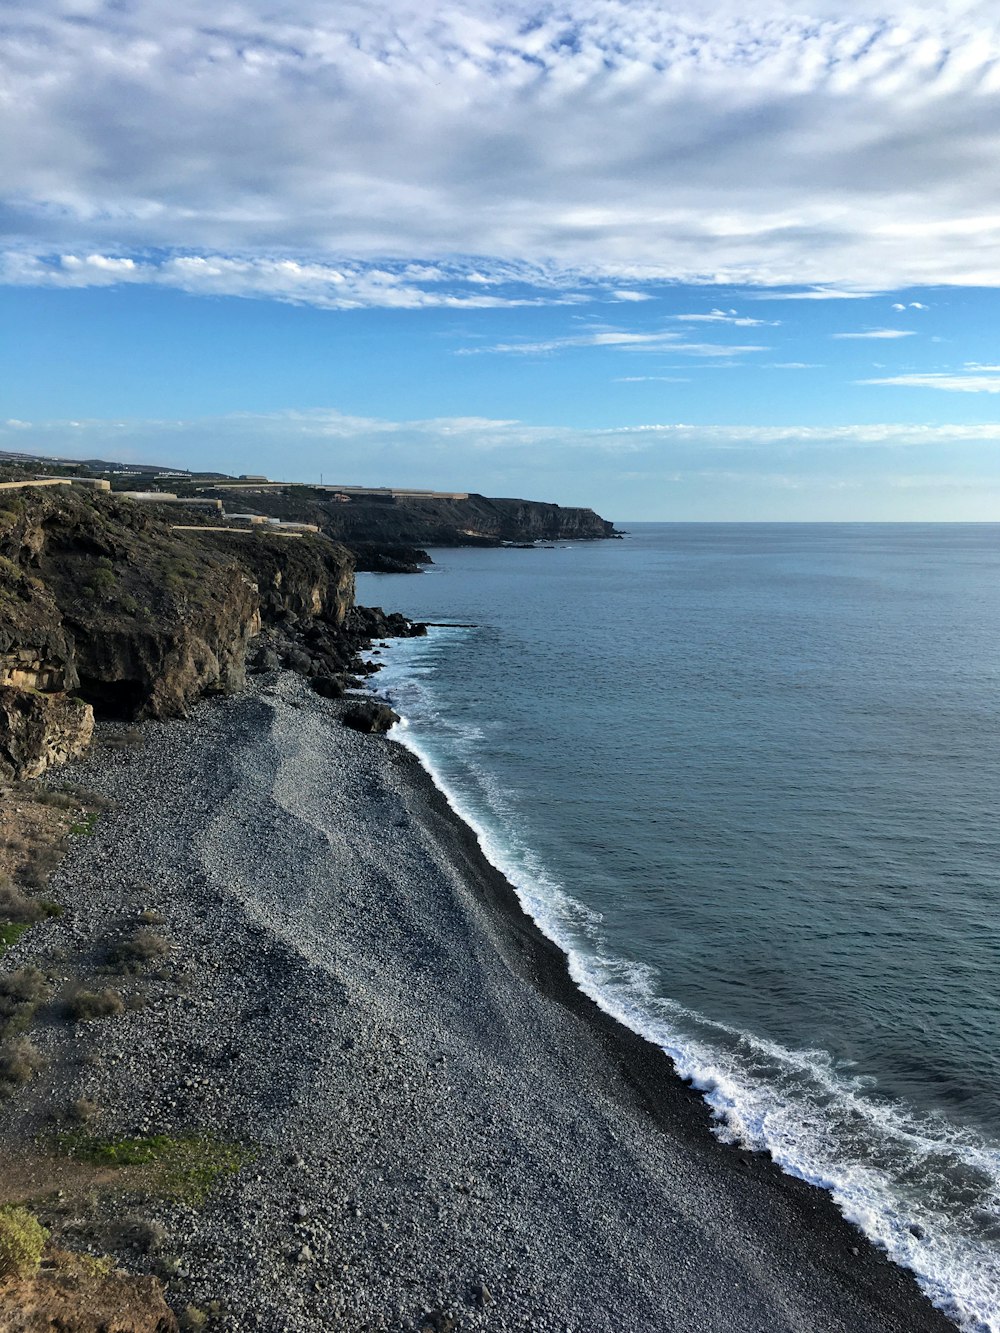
xmin=357 ymin=523 xmax=1000 ymax=1332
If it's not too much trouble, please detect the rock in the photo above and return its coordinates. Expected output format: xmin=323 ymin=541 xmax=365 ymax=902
xmin=470 ymin=1282 xmax=493 ymax=1309
xmin=341 ymin=701 xmax=400 ymax=734
xmin=253 ymin=647 xmax=280 ymax=673
xmin=0 ymin=489 xmax=358 ymax=732
xmin=0 ymin=685 xmax=94 ymax=780
xmin=312 ymin=675 xmax=345 ymax=700
xmin=420 ymin=1311 xmax=457 ymax=1333
xmin=347 ymin=606 xmax=426 ymax=641
xmin=282 ymin=648 xmax=313 ymax=675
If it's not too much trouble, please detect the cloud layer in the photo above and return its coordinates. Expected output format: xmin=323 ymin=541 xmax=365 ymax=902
xmin=4 ymin=0 xmax=1000 ymax=294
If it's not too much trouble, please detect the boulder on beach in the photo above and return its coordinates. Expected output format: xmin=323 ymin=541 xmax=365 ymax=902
xmin=341 ymin=701 xmax=400 ymax=734
xmin=312 ymin=674 xmax=345 ymax=699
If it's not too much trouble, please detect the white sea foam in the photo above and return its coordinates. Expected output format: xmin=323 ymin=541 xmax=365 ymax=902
xmin=369 ymin=630 xmax=1000 ymax=1333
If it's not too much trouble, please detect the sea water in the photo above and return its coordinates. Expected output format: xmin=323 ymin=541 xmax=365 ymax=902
xmin=356 ymin=523 xmax=1000 ymax=1332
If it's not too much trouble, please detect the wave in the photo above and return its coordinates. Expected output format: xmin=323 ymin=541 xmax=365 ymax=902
xmin=368 ymin=630 xmax=1000 ymax=1333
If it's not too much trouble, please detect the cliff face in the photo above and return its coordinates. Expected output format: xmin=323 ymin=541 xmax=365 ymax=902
xmin=197 ymin=490 xmax=616 ymax=554
xmin=0 ymin=489 xmax=358 ymax=777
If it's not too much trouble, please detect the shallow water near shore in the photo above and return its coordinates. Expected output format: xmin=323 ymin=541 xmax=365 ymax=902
xmin=358 ymin=523 xmax=1000 ymax=1332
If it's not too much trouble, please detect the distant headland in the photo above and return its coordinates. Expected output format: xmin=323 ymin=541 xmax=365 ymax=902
xmin=0 ymin=449 xmax=618 ymax=573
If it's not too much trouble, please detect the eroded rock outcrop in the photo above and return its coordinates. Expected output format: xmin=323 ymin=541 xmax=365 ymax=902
xmin=0 ymin=488 xmax=361 ymax=775
xmin=0 ymin=687 xmax=94 ymax=782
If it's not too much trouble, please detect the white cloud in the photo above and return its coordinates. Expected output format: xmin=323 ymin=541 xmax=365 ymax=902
xmin=0 ymin=250 xmax=590 ymax=310
xmin=4 ymin=410 xmax=999 ymax=457
xmin=459 ymin=328 xmax=768 ymax=356
xmin=752 ymin=289 xmax=881 ymax=300
xmin=669 ymin=310 xmax=779 ymax=326
xmin=833 ymin=328 xmax=918 ymax=339
xmin=860 ymin=371 xmax=1000 ymax=391
xmin=3 ymin=2 xmax=1000 ymax=293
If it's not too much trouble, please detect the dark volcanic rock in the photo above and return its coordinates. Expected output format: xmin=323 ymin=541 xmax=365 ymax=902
xmin=282 ymin=648 xmax=314 ymax=675
xmin=348 ymin=606 xmax=427 ymax=640
xmin=0 ymin=488 xmax=365 ymax=774
xmin=351 ymin=543 xmax=432 ymax=574
xmin=252 ymin=647 xmax=281 ymax=673
xmin=0 ymin=491 xmax=356 ymax=722
xmin=341 ymin=701 xmax=400 ymax=733
xmin=312 ymin=674 xmax=345 ymax=699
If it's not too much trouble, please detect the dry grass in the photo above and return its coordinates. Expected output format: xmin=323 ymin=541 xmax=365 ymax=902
xmin=0 ymin=1039 xmax=44 ymax=1091
xmin=0 ymin=883 xmax=46 ymax=927
xmin=68 ymin=1098 xmax=101 ymax=1125
xmin=0 ymin=783 xmax=103 ymax=891
xmin=109 ymin=928 xmax=171 ymax=974
xmin=0 ymin=968 xmax=50 ymax=1039
xmin=99 ymin=728 xmax=143 ymax=750
xmin=0 ymin=1245 xmax=176 ymax=1329
xmin=65 ymin=989 xmax=125 ymax=1023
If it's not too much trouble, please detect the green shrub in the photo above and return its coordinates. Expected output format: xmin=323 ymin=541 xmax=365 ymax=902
xmin=0 ymin=923 xmax=31 ymax=957
xmin=0 ymin=884 xmax=62 ymax=957
xmin=0 ymin=1205 xmax=47 ymax=1281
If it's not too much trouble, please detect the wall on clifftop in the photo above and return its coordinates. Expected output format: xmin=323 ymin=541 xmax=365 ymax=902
xmin=0 ymin=489 xmax=356 ymax=778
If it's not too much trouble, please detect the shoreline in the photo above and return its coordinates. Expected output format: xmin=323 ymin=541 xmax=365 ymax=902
xmin=380 ymin=725 xmax=961 ymax=1333
xmin=3 ymin=673 xmax=960 ymax=1330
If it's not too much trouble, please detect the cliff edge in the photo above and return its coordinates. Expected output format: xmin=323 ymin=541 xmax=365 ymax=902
xmin=0 ymin=487 xmax=396 ymax=780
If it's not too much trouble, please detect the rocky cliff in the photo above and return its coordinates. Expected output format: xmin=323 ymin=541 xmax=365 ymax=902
xmin=197 ymin=489 xmax=616 ymax=562
xmin=0 ymin=489 xmax=372 ymax=779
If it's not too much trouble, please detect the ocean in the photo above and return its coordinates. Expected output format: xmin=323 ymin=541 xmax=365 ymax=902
xmin=356 ymin=523 xmax=1000 ymax=1333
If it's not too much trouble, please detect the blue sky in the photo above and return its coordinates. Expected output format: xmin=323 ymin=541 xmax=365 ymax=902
xmin=3 ymin=1 xmax=1000 ymax=519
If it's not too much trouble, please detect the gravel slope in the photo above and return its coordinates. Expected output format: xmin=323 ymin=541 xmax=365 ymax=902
xmin=10 ymin=673 xmax=957 ymax=1333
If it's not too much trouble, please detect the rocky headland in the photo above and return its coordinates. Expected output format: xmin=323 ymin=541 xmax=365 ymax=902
xmin=0 ymin=485 xmax=421 ymax=782
xmin=195 ymin=490 xmax=616 ymax=567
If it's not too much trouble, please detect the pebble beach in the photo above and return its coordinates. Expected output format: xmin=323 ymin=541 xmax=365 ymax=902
xmin=7 ymin=671 xmax=960 ymax=1332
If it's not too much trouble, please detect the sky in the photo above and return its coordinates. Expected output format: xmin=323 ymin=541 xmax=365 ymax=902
xmin=4 ymin=1 xmax=1000 ymax=518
